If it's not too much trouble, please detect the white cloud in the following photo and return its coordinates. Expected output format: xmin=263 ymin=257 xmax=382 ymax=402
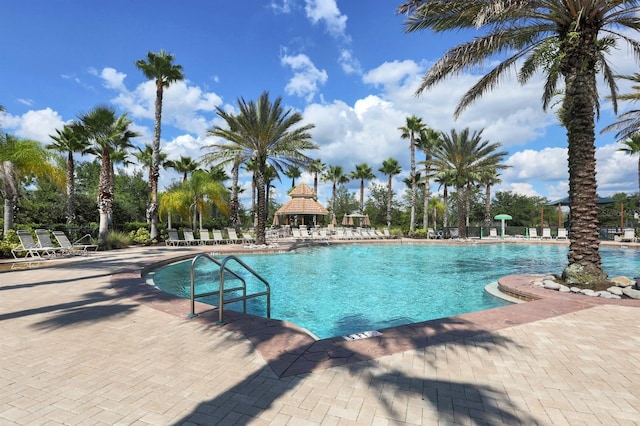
xmin=100 ymin=67 xmax=128 ymax=92
xmin=304 ymin=0 xmax=348 ymax=41
xmin=2 ymin=108 xmax=66 ymax=143
xmin=338 ymin=49 xmax=362 ymax=75
xmin=281 ymin=53 xmax=328 ymax=102
xmin=504 ymin=148 xmax=568 ymax=182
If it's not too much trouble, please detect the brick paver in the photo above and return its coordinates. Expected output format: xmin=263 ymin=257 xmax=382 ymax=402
xmin=1 ymin=245 xmax=639 ymax=425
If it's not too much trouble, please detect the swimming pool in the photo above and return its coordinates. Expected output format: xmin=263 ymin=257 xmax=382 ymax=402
xmin=150 ymin=244 xmax=640 ymax=339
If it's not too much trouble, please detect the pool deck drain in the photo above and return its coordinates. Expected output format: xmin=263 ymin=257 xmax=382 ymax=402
xmin=2 ymin=241 xmax=640 ymax=424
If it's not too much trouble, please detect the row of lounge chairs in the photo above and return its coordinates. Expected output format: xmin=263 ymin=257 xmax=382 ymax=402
xmin=165 ymin=228 xmax=255 ymax=246
xmin=12 ymin=229 xmax=98 ymax=259
xmin=484 ymin=227 xmax=568 ymax=240
xmin=290 ymin=227 xmax=395 ymax=241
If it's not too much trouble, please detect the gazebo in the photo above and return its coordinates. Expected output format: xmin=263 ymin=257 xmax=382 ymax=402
xmin=274 ymin=183 xmax=329 ymax=226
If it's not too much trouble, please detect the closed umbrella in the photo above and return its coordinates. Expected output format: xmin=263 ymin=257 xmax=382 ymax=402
xmin=494 ymin=214 xmax=512 ymax=239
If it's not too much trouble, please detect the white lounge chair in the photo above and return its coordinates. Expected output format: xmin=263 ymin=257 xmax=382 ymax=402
xmin=487 ymin=228 xmax=499 ymax=239
xmin=52 ymin=231 xmax=98 ymax=255
xmin=212 ymin=229 xmax=226 ymax=244
xmin=528 ymin=228 xmax=539 ymax=239
xmin=199 ymin=229 xmax=214 ymax=245
xmin=226 ymin=228 xmax=242 ymax=244
xmin=621 ymin=228 xmax=637 ymax=242
xmin=166 ymin=229 xmax=187 ymax=246
xmin=12 ymin=230 xmax=53 ymax=259
xmin=556 ymin=228 xmax=568 ymax=240
xmin=35 ymin=229 xmax=66 ymax=256
xmin=183 ymin=228 xmax=202 ymax=245
xmin=541 ymin=228 xmax=552 ymax=239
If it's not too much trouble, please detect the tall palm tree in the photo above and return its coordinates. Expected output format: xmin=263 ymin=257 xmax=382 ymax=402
xmin=284 ymin=165 xmax=301 ymax=189
xmin=205 ymin=91 xmax=317 ymax=245
xmin=135 ymin=50 xmax=184 ymax=240
xmin=379 ymin=158 xmax=402 ymax=227
xmin=479 ymin=168 xmax=503 ymax=225
xmin=77 ymin=105 xmax=139 ymax=243
xmin=47 ymin=123 xmax=88 ymax=224
xmin=350 ymin=163 xmax=376 ymax=214
xmin=431 ymin=128 xmax=508 ymax=238
xmin=307 ymin=158 xmax=326 ymax=200
xmin=167 ymin=156 xmax=200 ymax=183
xmin=416 ymin=127 xmax=441 ymax=230
xmin=322 ymin=165 xmax=350 ymax=222
xmin=1 ymin=135 xmax=61 ymax=235
xmin=398 ymin=0 xmax=640 ymax=283
xmin=399 ymin=115 xmax=426 ymax=232
xmin=618 ymin=135 xmax=640 ymax=199
xmin=133 ymin=143 xmax=169 ymax=192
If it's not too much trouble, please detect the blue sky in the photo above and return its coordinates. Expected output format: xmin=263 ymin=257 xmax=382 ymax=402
xmin=1 ymin=0 xmax=638 ymax=208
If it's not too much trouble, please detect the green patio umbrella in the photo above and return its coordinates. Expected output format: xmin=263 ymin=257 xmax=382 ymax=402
xmin=494 ymin=214 xmax=512 ymax=239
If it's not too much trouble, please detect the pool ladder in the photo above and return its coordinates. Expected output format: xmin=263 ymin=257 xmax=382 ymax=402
xmin=188 ymin=253 xmax=271 ymax=324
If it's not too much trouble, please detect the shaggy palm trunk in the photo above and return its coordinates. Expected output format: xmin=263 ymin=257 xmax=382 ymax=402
xmin=485 ymin=185 xmax=491 ymax=224
xmin=149 ymin=79 xmax=164 ymax=241
xmin=410 ymin=137 xmax=416 ymax=232
xmin=66 ymin=152 xmax=75 ymax=224
xmin=230 ymin=161 xmax=240 ymax=230
xmin=560 ymin=27 xmax=606 ymax=284
xmin=359 ymin=179 xmax=365 ymax=213
xmin=2 ymin=161 xmax=17 ymax=235
xmin=255 ymin=168 xmax=266 ymax=245
xmin=97 ymin=154 xmax=113 ymax=243
xmin=456 ymin=184 xmax=466 ymax=238
xmin=443 ymin=186 xmax=449 ymax=229
xmin=3 ymin=198 xmax=14 ymax=235
xmin=386 ymin=175 xmax=393 ymax=227
xmin=423 ymin=160 xmax=430 ymax=230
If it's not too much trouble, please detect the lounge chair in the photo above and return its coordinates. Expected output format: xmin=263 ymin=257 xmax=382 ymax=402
xmin=12 ymin=230 xmax=53 ymax=259
xmin=52 ymin=231 xmax=98 ymax=255
xmin=427 ymin=228 xmax=436 ymax=239
xmin=541 ymin=228 xmax=552 ymax=239
xmin=528 ymin=228 xmax=539 ymax=239
xmin=183 ymin=228 xmax=202 ymax=245
xmin=487 ymin=228 xmax=499 ymax=239
xmin=199 ymin=229 xmax=214 ymax=245
xmin=449 ymin=228 xmax=459 ymax=239
xmin=241 ymin=232 xmax=255 ymax=244
xmin=556 ymin=228 xmax=568 ymax=240
xmin=383 ymin=228 xmax=393 ymax=239
xmin=212 ymin=229 xmax=226 ymax=244
xmin=226 ymin=228 xmax=242 ymax=244
xmin=621 ymin=228 xmax=637 ymax=242
xmin=35 ymin=229 xmax=67 ymax=256
xmin=166 ymin=229 xmax=187 ymax=246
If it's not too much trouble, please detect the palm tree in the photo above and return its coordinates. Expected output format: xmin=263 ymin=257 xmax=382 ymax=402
xmin=322 ymin=165 xmax=350 ymax=222
xmin=77 ymin=105 xmax=139 ymax=243
xmin=398 ymin=0 xmax=640 ymax=283
xmin=1 ymin=135 xmax=61 ymax=235
xmin=135 ymin=50 xmax=184 ymax=240
xmin=479 ymin=169 xmax=503 ymax=225
xmin=307 ymin=158 xmax=326 ymax=200
xmin=47 ymin=123 xmax=88 ymax=224
xmin=350 ymin=163 xmax=375 ymax=214
xmin=205 ymin=91 xmax=317 ymax=245
xmin=431 ymin=128 xmax=508 ymax=238
xmin=133 ymin=143 xmax=169 ymax=191
xmin=602 ymin=72 xmax=640 ymax=141
xmin=167 ymin=156 xmax=200 ymax=183
xmin=416 ymin=127 xmax=441 ymax=230
xmin=379 ymin=158 xmax=402 ymax=227
xmin=399 ymin=115 xmax=426 ymax=232
xmin=284 ymin=165 xmax=301 ymax=188
xmin=618 ymin=135 xmax=640 ymax=199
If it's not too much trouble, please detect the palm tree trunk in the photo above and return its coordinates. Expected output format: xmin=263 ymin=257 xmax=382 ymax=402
xmin=423 ymin=172 xmax=430 ymax=230
xmin=561 ymin=31 xmax=606 ymax=284
xmin=66 ymin=152 xmax=75 ymax=224
xmin=386 ymin=175 xmax=392 ymax=227
xmin=150 ymin=79 xmax=164 ymax=240
xmin=2 ymin=161 xmax=17 ymax=235
xmin=359 ymin=179 xmax=365 ymax=213
xmin=255 ymin=168 xmax=266 ymax=245
xmin=457 ymin=184 xmax=466 ymax=238
xmin=410 ymin=136 xmax=416 ymax=232
xmin=485 ymin=184 xmax=491 ymax=224
xmin=443 ymin=186 xmax=449 ymax=229
xmin=230 ymin=160 xmax=240 ymax=229
xmin=97 ymin=154 xmax=113 ymax=243
xmin=3 ymin=198 xmax=14 ymax=236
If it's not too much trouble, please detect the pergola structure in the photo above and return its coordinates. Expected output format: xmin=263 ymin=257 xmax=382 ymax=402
xmin=273 ymin=183 xmax=328 ymax=226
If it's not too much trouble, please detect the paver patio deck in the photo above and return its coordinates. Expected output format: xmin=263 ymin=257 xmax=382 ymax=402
xmin=1 ymin=242 xmax=639 ymax=425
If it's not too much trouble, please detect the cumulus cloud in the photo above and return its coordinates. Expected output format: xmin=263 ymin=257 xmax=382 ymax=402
xmin=281 ymin=53 xmax=328 ymax=102
xmin=2 ymin=108 xmax=66 ymax=143
xmin=338 ymin=49 xmax=362 ymax=75
xmin=304 ymin=0 xmax=349 ymax=41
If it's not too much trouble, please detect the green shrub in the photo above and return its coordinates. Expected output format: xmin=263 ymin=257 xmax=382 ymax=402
xmin=128 ymin=227 xmax=152 ymax=245
xmin=99 ymin=231 xmax=132 ymax=251
xmin=0 ymin=230 xmax=20 ymax=258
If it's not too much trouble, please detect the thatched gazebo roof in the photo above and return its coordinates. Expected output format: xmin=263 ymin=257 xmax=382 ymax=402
xmin=275 ymin=183 xmax=328 ymax=216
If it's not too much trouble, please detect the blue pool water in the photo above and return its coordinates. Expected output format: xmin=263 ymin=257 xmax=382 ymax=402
xmin=151 ymin=244 xmax=640 ymax=339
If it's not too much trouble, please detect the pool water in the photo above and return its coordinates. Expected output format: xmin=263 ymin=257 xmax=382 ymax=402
xmin=151 ymin=244 xmax=640 ymax=339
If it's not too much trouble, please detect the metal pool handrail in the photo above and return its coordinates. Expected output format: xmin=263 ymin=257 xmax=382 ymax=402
xmin=188 ymin=253 xmax=271 ymax=325
xmin=218 ymin=255 xmax=271 ymax=325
